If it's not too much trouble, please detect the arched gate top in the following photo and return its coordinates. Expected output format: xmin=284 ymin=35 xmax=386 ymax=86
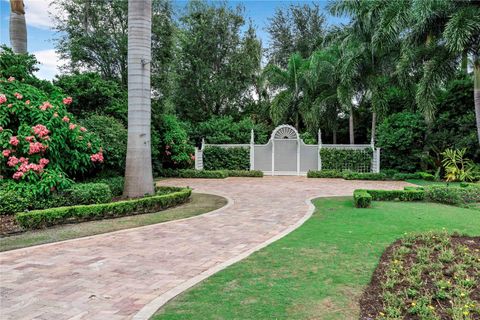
xmin=271 ymin=125 xmax=299 ymax=140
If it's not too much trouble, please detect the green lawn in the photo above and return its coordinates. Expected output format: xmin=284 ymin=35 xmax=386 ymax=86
xmin=0 ymin=193 xmax=226 ymax=252
xmin=153 ymin=197 xmax=480 ymax=320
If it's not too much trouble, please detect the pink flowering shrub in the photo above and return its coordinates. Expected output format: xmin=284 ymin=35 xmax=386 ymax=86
xmin=0 ymin=78 xmax=103 ymax=194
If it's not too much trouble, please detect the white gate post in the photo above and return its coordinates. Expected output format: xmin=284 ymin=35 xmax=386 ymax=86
xmin=317 ymin=129 xmax=322 ymax=171
xmin=195 ymin=138 xmax=205 ymax=170
xmin=249 ymin=129 xmax=255 ymax=171
xmin=271 ymin=138 xmax=275 ymax=176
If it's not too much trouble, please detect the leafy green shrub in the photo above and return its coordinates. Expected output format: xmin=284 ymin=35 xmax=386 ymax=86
xmin=354 ymin=190 xmax=372 ymax=208
xmin=54 ymin=72 xmax=127 ymax=122
xmin=441 ymin=148 xmax=477 ymax=182
xmin=64 ymin=183 xmax=112 ymax=205
xmin=203 ymin=146 xmax=250 ymax=170
xmin=15 ymin=187 xmax=192 ymax=229
xmin=377 ymin=112 xmax=427 ymax=172
xmin=307 ymin=170 xmax=343 ymax=178
xmin=153 ymin=114 xmax=195 ymax=171
xmin=342 ymin=172 xmax=388 ymax=181
xmin=425 ymin=186 xmax=480 ymax=205
xmin=80 ymin=115 xmax=127 ymax=175
xmin=224 ymin=170 xmax=263 ymax=177
xmin=320 ymin=148 xmax=372 ymax=172
xmin=0 ymin=189 xmax=31 ymax=215
xmin=87 ymin=176 xmax=124 ymax=197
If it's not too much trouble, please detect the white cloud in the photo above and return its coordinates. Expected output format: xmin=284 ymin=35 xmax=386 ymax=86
xmin=32 ymin=49 xmax=67 ymax=80
xmin=4 ymin=0 xmax=61 ymax=30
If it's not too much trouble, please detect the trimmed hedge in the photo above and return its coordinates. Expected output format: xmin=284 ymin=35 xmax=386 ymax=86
xmin=320 ymin=148 xmax=372 ymax=172
xmin=392 ymin=172 xmax=435 ymax=181
xmin=308 ymin=170 xmax=434 ymax=182
xmin=203 ymin=146 xmax=250 ymax=170
xmin=158 ymin=169 xmax=263 ymax=178
xmin=354 ymin=190 xmax=372 ymax=208
xmin=362 ymin=189 xmax=426 ymax=201
xmin=425 ymin=186 xmax=480 ymax=205
xmin=307 ymin=170 xmax=344 ymax=178
xmin=342 ymin=172 xmax=388 ymax=181
xmin=15 ymin=187 xmax=191 ymax=230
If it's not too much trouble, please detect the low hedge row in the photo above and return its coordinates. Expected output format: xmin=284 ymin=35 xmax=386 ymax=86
xmin=0 ymin=182 xmax=113 ymax=215
xmin=15 ymin=187 xmax=191 ymax=230
xmin=307 ymin=170 xmax=434 ymax=181
xmin=354 ymin=184 xmax=480 ymax=208
xmin=158 ymin=169 xmax=263 ymax=178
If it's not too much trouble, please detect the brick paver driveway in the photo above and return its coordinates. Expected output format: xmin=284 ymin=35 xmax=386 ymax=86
xmin=0 ymin=177 xmax=410 ymax=320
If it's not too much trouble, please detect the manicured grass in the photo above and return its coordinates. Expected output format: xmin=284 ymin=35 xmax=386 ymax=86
xmin=153 ymin=197 xmax=480 ymax=320
xmin=0 ymin=193 xmax=226 ymax=252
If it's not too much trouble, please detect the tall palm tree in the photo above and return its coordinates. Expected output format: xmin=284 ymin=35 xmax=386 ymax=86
xmin=264 ymin=53 xmax=306 ymax=129
xmin=123 ymin=0 xmax=154 ymax=197
xmin=9 ymin=0 xmax=27 ymax=53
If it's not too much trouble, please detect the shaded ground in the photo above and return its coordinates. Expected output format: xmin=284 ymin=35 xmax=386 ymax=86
xmin=154 ymin=197 xmax=480 ymax=320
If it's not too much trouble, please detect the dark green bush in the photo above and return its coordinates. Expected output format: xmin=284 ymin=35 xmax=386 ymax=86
xmin=203 ymin=146 xmax=250 ymax=170
xmin=320 ymin=148 xmax=372 ymax=172
xmin=376 ymin=112 xmax=427 ymax=172
xmin=354 ymin=190 xmax=372 ymax=208
xmin=307 ymin=170 xmax=344 ymax=178
xmin=0 ymin=190 xmax=31 ymax=215
xmin=343 ymin=172 xmax=388 ymax=181
xmin=363 ymin=189 xmax=425 ymax=201
xmin=424 ymin=186 xmax=480 ymax=205
xmin=15 ymin=187 xmax=191 ymax=229
xmin=80 ymin=115 xmax=128 ymax=175
xmin=65 ymin=183 xmax=112 ymax=205
xmin=87 ymin=176 xmax=124 ymax=197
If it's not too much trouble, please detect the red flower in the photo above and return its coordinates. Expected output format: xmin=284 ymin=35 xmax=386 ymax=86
xmin=2 ymin=149 xmax=11 ymax=157
xmin=7 ymin=156 xmax=19 ymax=167
xmin=14 ymin=92 xmax=22 ymax=99
xmin=32 ymin=124 xmax=50 ymax=138
xmin=0 ymin=94 xmax=6 ymax=104
xmin=12 ymin=171 xmax=24 ymax=180
xmin=28 ymin=142 xmax=47 ymax=154
xmin=9 ymin=136 xmax=19 ymax=146
xmin=63 ymin=97 xmax=73 ymax=105
xmin=90 ymin=151 xmax=104 ymax=163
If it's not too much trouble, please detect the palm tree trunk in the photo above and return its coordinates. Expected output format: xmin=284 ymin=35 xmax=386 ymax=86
xmin=332 ymin=128 xmax=337 ymax=144
xmin=9 ymin=0 xmax=27 ymax=54
xmin=123 ymin=0 xmax=154 ymax=197
xmin=461 ymin=51 xmax=468 ymax=74
xmin=474 ymin=58 xmax=480 ymax=146
xmin=371 ymin=111 xmax=376 ymax=145
xmin=349 ymin=105 xmax=354 ymax=144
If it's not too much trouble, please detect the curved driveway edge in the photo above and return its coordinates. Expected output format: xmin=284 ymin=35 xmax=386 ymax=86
xmin=0 ymin=177 xmax=410 ymax=320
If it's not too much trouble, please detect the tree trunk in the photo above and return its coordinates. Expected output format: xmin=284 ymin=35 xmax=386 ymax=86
xmin=461 ymin=51 xmax=468 ymax=74
xmin=371 ymin=111 xmax=376 ymax=145
xmin=9 ymin=0 xmax=27 ymax=54
xmin=332 ymin=128 xmax=337 ymax=144
xmin=349 ymin=105 xmax=354 ymax=144
xmin=474 ymin=59 xmax=480 ymax=146
xmin=123 ymin=0 xmax=154 ymax=198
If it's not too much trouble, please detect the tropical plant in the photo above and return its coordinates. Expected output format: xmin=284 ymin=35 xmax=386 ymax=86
xmin=123 ymin=0 xmax=154 ymax=197
xmin=9 ymin=0 xmax=27 ymax=54
xmin=441 ymin=148 xmax=476 ymax=182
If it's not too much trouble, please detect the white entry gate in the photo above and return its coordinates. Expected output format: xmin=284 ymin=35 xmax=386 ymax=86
xmin=195 ymin=125 xmax=380 ymax=176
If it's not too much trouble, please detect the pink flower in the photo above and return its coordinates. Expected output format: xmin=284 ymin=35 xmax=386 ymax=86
xmin=69 ymin=123 xmax=77 ymax=130
xmin=165 ymin=150 xmax=171 ymax=156
xmin=190 ymin=154 xmax=195 ymax=161
xmin=19 ymin=157 xmax=28 ymax=164
xmin=2 ymin=149 xmax=11 ymax=157
xmin=39 ymin=101 xmax=53 ymax=111
xmin=29 ymin=142 xmax=47 ymax=154
xmin=63 ymin=97 xmax=73 ymax=105
xmin=7 ymin=104 xmax=12 ymax=108
xmin=9 ymin=136 xmax=19 ymax=146
xmin=14 ymin=92 xmax=22 ymax=99
xmin=25 ymin=136 xmax=35 ymax=142
xmin=7 ymin=156 xmax=19 ymax=167
xmin=7 ymin=76 xmax=15 ymax=82
xmin=80 ymin=127 xmax=87 ymax=132
xmin=12 ymin=171 xmax=24 ymax=180
xmin=39 ymin=158 xmax=49 ymax=166
xmin=90 ymin=151 xmax=104 ymax=163
xmin=87 ymin=142 xmax=92 ymax=148
xmin=32 ymin=124 xmax=50 ymax=138
xmin=25 ymin=100 xmax=30 ymax=105
xmin=62 ymin=116 xmax=70 ymax=123
xmin=0 ymin=126 xmax=3 ymax=132
xmin=0 ymin=94 xmax=6 ymax=104
xmin=53 ymin=112 xmax=59 ymax=118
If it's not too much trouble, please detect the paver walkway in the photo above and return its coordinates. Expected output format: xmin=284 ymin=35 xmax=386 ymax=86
xmin=0 ymin=177 xmax=410 ymax=320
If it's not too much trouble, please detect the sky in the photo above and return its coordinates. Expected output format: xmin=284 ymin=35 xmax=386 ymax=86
xmin=0 ymin=0 xmax=348 ymax=81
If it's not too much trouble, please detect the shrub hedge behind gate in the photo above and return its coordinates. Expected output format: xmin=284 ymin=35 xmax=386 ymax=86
xmin=203 ymin=146 xmax=250 ymax=170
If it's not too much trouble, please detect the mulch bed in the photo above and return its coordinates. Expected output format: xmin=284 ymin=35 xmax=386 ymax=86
xmin=360 ymin=234 xmax=480 ymax=320
xmin=0 ymin=215 xmax=23 ymax=236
